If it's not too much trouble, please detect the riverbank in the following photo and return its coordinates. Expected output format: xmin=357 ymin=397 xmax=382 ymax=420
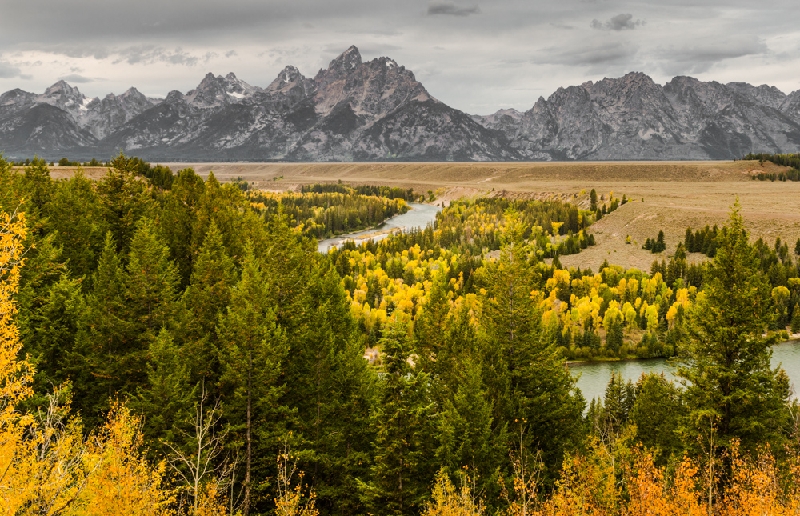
xmin=318 ymin=202 xmax=441 ymax=253
xmin=572 ymin=339 xmax=800 ymax=402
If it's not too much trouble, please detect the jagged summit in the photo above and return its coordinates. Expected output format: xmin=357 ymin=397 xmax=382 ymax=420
xmin=45 ymin=80 xmax=81 ymax=97
xmin=327 ymin=45 xmax=363 ymax=73
xmin=1 ymin=46 xmax=799 ymax=161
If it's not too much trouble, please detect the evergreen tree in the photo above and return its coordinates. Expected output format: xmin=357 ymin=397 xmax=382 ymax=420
xmin=282 ymin=259 xmax=375 ymax=515
xmin=629 ymin=373 xmax=682 ymax=463
xmin=160 ymin=168 xmax=206 ymax=285
xmin=47 ymin=172 xmax=108 ymax=281
xmin=133 ymin=328 xmax=195 ymax=446
xmin=16 ymin=232 xmax=67 ymax=352
xmin=605 ymin=318 xmax=623 ymax=355
xmin=218 ymin=245 xmax=288 ymax=516
xmin=23 ymin=275 xmax=84 ymax=402
xmin=124 ymin=218 xmax=181 ymax=343
xmin=181 ymin=222 xmax=236 ymax=387
xmin=678 ymin=203 xmax=792 ymax=457
xmin=791 ymin=303 xmax=800 ymax=335
xmin=96 ymin=154 xmax=153 ymax=254
xmin=435 ymin=356 xmax=497 ymax=495
xmin=364 ymin=318 xmax=437 ymax=516
xmin=413 ymin=272 xmax=451 ymax=376
xmin=21 ymin=157 xmax=53 ymax=222
xmin=71 ymin=233 xmax=132 ymax=425
xmin=478 ymin=225 xmax=584 ymax=484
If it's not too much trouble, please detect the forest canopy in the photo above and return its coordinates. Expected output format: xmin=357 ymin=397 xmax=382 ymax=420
xmin=2 ymin=155 xmax=800 ymax=515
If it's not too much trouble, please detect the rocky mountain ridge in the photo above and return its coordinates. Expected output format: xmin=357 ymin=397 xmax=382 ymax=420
xmin=2 ymin=46 xmax=799 ymax=161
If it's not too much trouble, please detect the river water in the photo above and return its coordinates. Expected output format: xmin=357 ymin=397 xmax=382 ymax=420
xmin=318 ymin=202 xmax=441 ymax=253
xmin=570 ymin=340 xmax=800 ymax=403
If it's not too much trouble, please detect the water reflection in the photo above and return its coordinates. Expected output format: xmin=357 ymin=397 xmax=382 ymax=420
xmin=570 ymin=340 xmax=800 ymax=404
xmin=318 ymin=202 xmax=441 ymax=253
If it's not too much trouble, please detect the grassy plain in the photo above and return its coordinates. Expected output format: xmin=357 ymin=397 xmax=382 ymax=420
xmin=48 ymin=160 xmax=800 ymax=271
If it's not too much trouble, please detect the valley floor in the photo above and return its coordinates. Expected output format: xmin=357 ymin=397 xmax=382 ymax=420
xmin=154 ymin=160 xmax=800 ymax=271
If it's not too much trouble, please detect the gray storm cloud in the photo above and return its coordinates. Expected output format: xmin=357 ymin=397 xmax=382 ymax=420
xmin=427 ymin=2 xmax=481 ymax=16
xmin=0 ymin=0 xmax=798 ymax=113
xmin=59 ymin=73 xmax=94 ymax=83
xmin=0 ymin=61 xmax=25 ymax=79
xmin=591 ymin=14 xmax=644 ymax=31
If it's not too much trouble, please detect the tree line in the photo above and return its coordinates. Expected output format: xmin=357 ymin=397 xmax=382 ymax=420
xmin=247 ymin=188 xmax=410 ymax=239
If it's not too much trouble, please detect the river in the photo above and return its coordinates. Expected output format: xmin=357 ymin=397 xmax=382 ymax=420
xmin=570 ymin=340 xmax=800 ymax=403
xmin=318 ymin=202 xmax=442 ymax=253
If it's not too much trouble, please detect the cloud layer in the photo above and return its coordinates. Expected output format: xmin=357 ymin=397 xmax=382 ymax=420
xmin=0 ymin=0 xmax=797 ymax=113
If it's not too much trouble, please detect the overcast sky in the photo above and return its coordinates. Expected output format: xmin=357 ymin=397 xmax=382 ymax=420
xmin=1 ymin=0 xmax=798 ymax=114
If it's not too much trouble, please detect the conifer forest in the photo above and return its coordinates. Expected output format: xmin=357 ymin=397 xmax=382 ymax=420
xmin=3 ymin=155 xmax=800 ymax=515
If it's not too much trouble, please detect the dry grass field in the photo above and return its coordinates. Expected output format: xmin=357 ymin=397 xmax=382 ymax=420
xmin=42 ymin=160 xmax=800 ymax=271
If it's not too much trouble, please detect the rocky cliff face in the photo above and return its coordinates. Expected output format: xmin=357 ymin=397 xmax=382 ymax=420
xmin=475 ymin=72 xmax=800 ymax=160
xmin=1 ymin=48 xmax=799 ymax=161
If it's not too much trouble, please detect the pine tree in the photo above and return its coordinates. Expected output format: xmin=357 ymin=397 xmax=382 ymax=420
xmin=124 ymin=218 xmax=181 ymax=343
xmin=629 ymin=373 xmax=682 ymax=463
xmin=364 ymin=318 xmax=437 ymax=516
xmin=181 ymin=221 xmax=236 ymax=386
xmin=281 ymin=259 xmax=375 ymax=514
xmin=218 ymin=244 xmax=288 ymax=516
xmin=71 ymin=233 xmax=132 ymax=425
xmin=435 ymin=356 xmax=497 ymax=494
xmin=23 ymin=275 xmax=84 ymax=403
xmin=160 ymin=167 xmax=206 ymax=285
xmin=478 ymin=230 xmax=584 ymax=484
xmin=678 ymin=203 xmax=792 ymax=457
xmin=96 ymin=154 xmax=153 ymax=255
xmin=133 ymin=328 xmax=195 ymax=446
xmin=47 ymin=172 xmax=108 ymax=281
xmin=413 ymin=272 xmax=451 ymax=375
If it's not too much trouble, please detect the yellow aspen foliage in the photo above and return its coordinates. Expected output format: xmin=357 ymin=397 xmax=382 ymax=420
xmin=423 ymin=470 xmax=484 ymax=516
xmin=0 ymin=210 xmax=30 ymax=409
xmin=79 ymin=403 xmax=173 ymax=515
xmin=0 ymin=209 xmax=35 ymax=512
xmin=274 ymin=447 xmax=319 ymax=516
xmin=193 ymin=482 xmax=229 ymax=516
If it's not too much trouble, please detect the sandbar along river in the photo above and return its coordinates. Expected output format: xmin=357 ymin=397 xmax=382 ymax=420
xmin=571 ymin=340 xmax=800 ymax=403
xmin=318 ymin=202 xmax=442 ymax=253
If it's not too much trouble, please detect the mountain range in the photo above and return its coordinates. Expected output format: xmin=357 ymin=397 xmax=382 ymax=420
xmin=2 ymin=45 xmax=800 ymax=162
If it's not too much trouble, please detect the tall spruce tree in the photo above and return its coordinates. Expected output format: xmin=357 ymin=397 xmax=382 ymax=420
xmin=46 ymin=172 xmax=108 ymax=282
xmin=71 ymin=233 xmax=132 ymax=425
xmin=281 ymin=260 xmax=375 ymax=515
xmin=133 ymin=328 xmax=195 ymax=446
xmin=218 ymin=244 xmax=288 ymax=516
xmin=124 ymin=218 xmax=182 ymax=344
xmin=181 ymin=221 xmax=236 ymax=388
xmin=478 ymin=215 xmax=585 ymax=484
xmin=678 ymin=203 xmax=792 ymax=456
xmin=364 ymin=318 xmax=437 ymax=516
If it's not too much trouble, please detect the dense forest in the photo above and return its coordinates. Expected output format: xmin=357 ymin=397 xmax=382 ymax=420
xmin=2 ymin=156 xmax=800 ymax=514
